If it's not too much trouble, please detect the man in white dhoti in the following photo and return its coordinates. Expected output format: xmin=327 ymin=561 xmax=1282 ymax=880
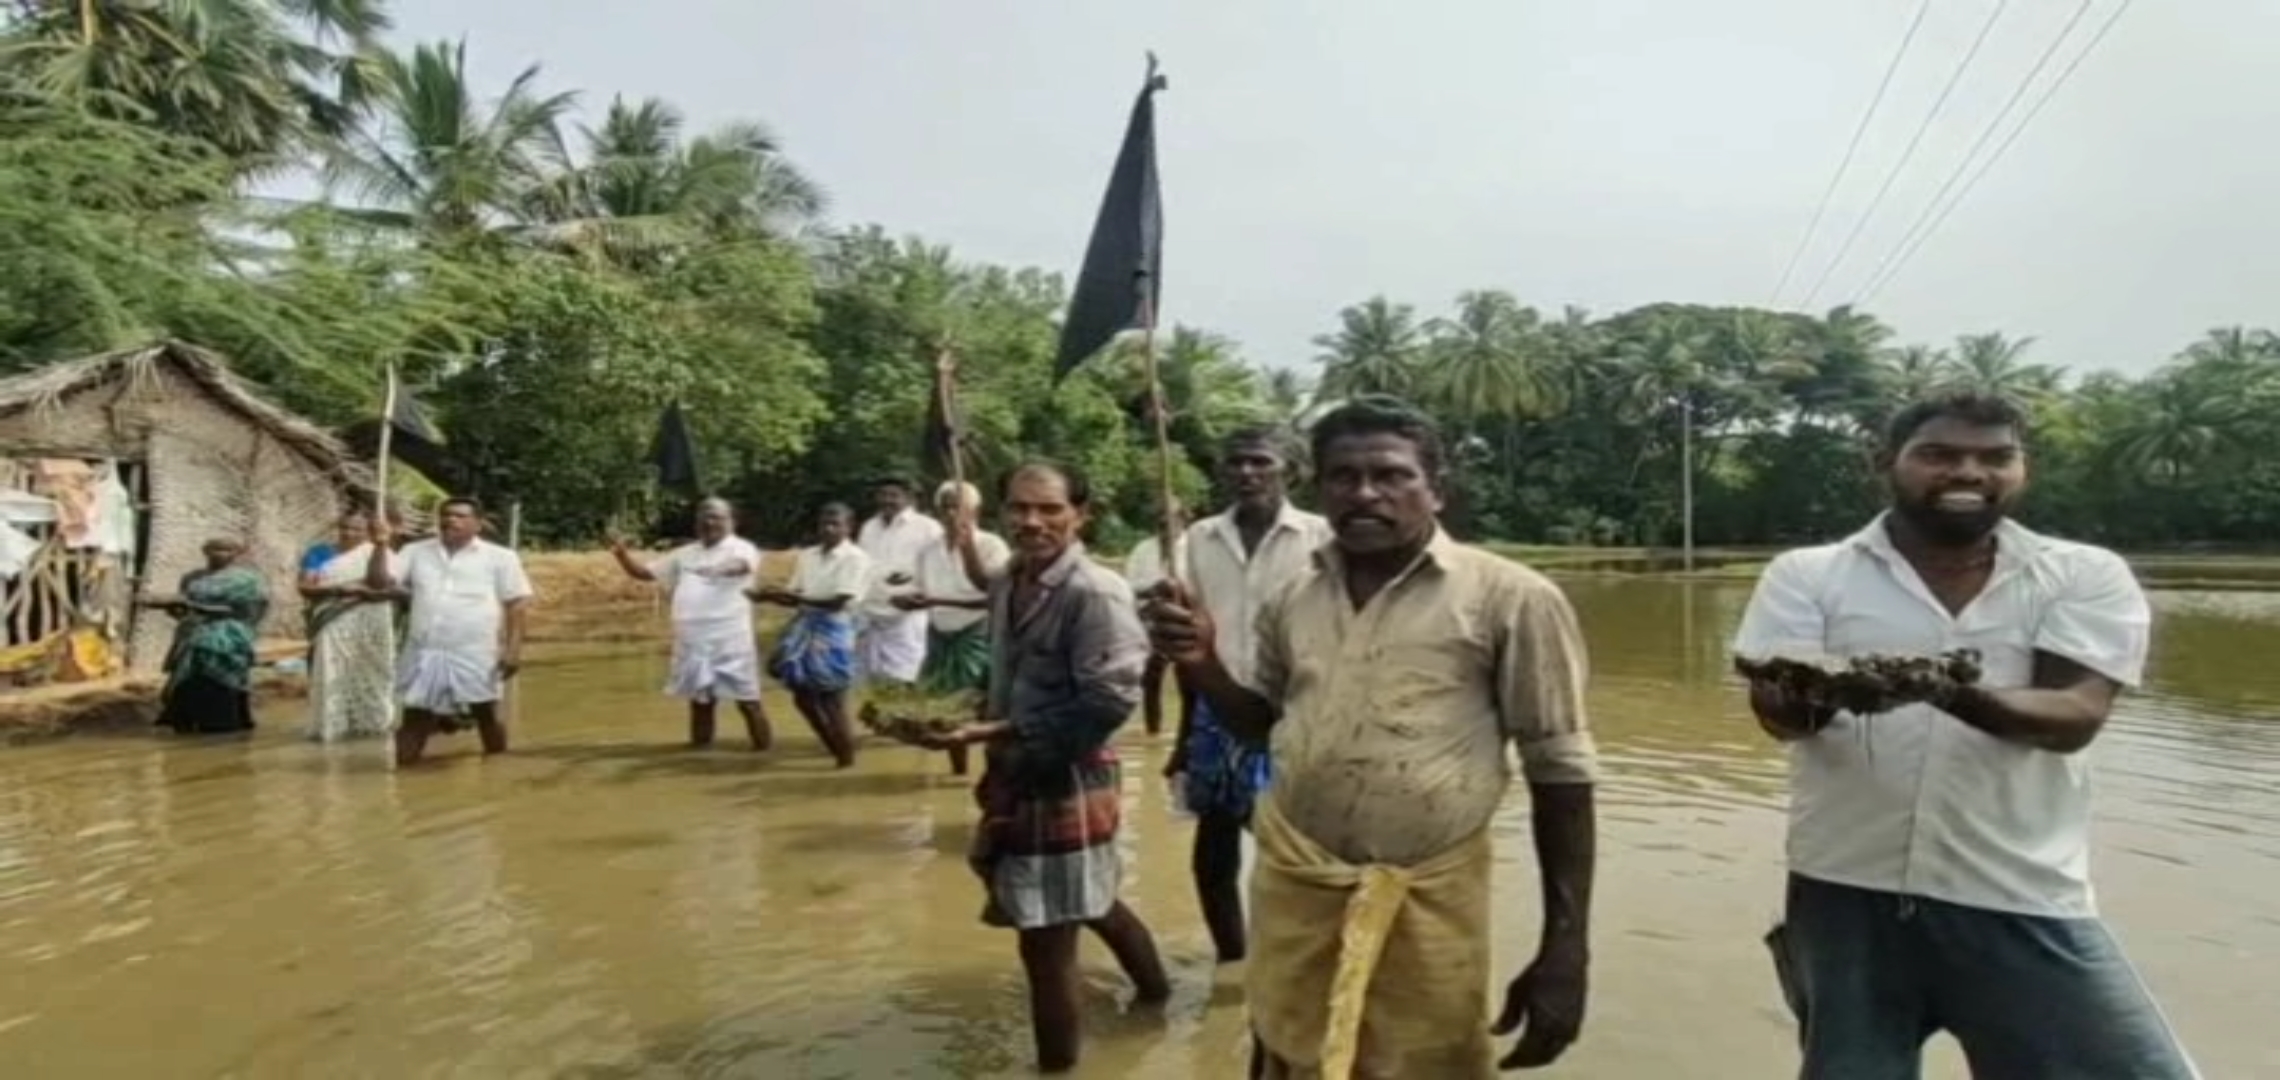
xmin=855 ymin=476 xmax=942 ymax=685
xmin=608 ymin=497 xmax=771 ymax=751
xmin=368 ymin=497 xmax=533 ymax=768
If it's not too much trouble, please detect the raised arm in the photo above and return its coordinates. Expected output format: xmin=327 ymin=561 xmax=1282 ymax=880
xmin=610 ymin=538 xmax=659 ymax=583
xmin=1941 ymin=549 xmax=2148 ymax=753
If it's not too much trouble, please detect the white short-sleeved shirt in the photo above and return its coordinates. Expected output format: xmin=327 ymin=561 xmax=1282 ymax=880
xmin=394 ymin=537 xmax=534 ymax=652
xmin=1182 ymin=502 xmax=1334 ymax=687
xmin=790 ymin=543 xmax=872 ymax=605
xmin=914 ymin=531 xmax=1011 ymax=634
xmin=1122 ymin=536 xmax=1172 ymax=593
xmin=651 ymin=536 xmax=761 ymax=624
xmin=857 ymin=511 xmax=943 ymax=617
xmin=1731 ymin=514 xmax=2152 ymax=918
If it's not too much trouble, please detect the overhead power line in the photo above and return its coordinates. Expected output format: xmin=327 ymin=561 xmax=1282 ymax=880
xmin=1767 ymin=0 xmax=1932 ymax=306
xmin=1857 ymin=0 xmax=2137 ymax=304
xmin=1797 ymin=0 xmax=2013 ymax=309
xmin=1845 ymin=1 xmax=2094 ymax=304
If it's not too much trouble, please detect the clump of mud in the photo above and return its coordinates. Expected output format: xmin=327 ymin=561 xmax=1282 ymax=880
xmin=1733 ymin=649 xmax=1983 ymax=715
xmin=858 ymin=684 xmax=982 ymax=746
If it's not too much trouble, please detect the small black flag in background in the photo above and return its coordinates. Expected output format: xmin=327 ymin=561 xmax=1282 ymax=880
xmin=389 ymin=386 xmax=444 ymax=446
xmin=1052 ymin=55 xmax=1167 ymax=382
xmin=649 ymin=400 xmax=703 ymax=498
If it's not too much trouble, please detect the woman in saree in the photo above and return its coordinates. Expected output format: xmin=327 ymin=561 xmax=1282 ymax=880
xmin=299 ymin=511 xmax=396 ymax=742
xmin=146 ymin=537 xmax=269 ymax=735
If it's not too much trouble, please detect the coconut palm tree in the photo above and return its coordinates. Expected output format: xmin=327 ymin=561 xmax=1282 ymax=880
xmin=1946 ymin=332 xmax=2062 ymax=406
xmin=527 ymin=95 xmax=828 ymax=261
xmin=2 ymin=0 xmax=390 ymax=175
xmin=320 ymin=39 xmax=576 ymax=243
xmin=1312 ymin=296 xmax=1424 ymax=402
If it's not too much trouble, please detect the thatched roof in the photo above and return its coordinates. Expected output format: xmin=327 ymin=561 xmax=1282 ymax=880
xmin=0 ymin=341 xmax=381 ymax=500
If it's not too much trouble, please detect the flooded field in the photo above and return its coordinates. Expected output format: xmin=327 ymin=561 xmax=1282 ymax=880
xmin=2 ymin=579 xmax=2276 ymax=1078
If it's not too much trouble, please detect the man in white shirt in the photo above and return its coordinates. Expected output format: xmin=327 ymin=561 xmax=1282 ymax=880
xmin=754 ymin=503 xmax=872 ymax=768
xmin=896 ymin=480 xmax=1013 ymax=776
xmin=607 ymin=497 xmax=770 ymax=751
xmin=855 ymin=477 xmax=943 ymax=686
xmin=1120 ymin=502 xmax=1186 ymax=737
xmin=368 ymin=497 xmax=533 ymax=768
xmin=1166 ymin=427 xmax=1333 ymax=965
xmin=1734 ymin=394 xmax=2198 ymax=1079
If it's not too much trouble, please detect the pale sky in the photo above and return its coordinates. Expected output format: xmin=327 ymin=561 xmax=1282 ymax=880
xmin=381 ymin=0 xmax=2279 ymax=379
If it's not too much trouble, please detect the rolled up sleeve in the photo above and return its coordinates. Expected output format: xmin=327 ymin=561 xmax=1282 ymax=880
xmin=1498 ymin=576 xmax=1599 ymax=785
xmin=2036 ymin=548 xmax=2152 ymax=687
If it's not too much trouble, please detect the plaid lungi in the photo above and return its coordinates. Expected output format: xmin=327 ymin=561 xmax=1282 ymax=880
xmin=970 ymin=745 xmax=1123 ymax=929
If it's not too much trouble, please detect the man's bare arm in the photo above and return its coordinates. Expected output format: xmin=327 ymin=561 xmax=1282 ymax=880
xmin=1529 ymin=782 xmax=1595 ymax=957
xmin=1179 ymin=659 xmax=1280 ymax=745
xmin=1941 ymin=651 xmax=2119 ymax=754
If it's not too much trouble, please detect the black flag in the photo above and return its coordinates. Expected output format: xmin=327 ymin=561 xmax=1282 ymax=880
xmin=389 ymin=389 xmax=444 ymax=446
xmin=1053 ymin=55 xmax=1167 ymax=382
xmin=648 ymin=400 xmax=702 ymax=497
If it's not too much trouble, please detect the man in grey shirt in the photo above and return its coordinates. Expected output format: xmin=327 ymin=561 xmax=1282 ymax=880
xmin=920 ymin=460 xmax=1169 ymax=1074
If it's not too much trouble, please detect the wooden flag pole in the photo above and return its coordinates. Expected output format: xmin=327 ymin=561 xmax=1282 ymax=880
xmin=374 ymin=359 xmax=398 ymax=520
xmin=934 ymin=342 xmax=967 ymax=496
xmin=1135 ymin=282 xmax=1181 ymax=579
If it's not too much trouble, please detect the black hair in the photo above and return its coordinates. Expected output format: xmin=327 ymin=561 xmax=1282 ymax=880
xmin=1221 ymin=423 xmax=1293 ymax=461
xmin=1308 ymin=395 xmax=1444 ymax=477
xmin=1882 ymin=393 xmax=2029 ymax=454
xmin=870 ymin=476 xmax=913 ymax=493
xmin=996 ymin=460 xmax=1094 ymax=508
xmin=439 ymin=495 xmax=482 ymax=516
xmin=818 ymin=501 xmax=854 ymax=522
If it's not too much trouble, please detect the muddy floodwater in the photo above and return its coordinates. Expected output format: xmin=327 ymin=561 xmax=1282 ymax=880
xmin=4 ymin=580 xmax=2277 ymax=1078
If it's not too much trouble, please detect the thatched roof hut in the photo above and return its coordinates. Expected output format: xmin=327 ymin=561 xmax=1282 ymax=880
xmin=0 ymin=342 xmax=380 ymax=672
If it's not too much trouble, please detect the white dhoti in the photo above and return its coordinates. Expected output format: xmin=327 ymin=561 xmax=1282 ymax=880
xmin=666 ymin=615 xmax=761 ymax=703
xmin=857 ymin=609 xmax=929 ymax=684
xmin=397 ymin=642 xmax=501 ymax=716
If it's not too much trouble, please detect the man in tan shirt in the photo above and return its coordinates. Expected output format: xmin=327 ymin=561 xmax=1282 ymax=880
xmin=1144 ymin=397 xmax=1598 ymax=1078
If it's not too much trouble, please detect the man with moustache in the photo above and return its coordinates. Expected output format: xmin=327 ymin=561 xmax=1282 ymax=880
xmin=920 ymin=461 xmax=1170 ymax=1074
xmin=1163 ymin=426 xmax=1331 ymax=963
xmin=607 ymin=497 xmax=772 ymax=751
xmin=1734 ymin=394 xmax=2199 ymax=1079
xmin=368 ymin=497 xmax=532 ymax=768
xmin=1144 ymin=398 xmax=1597 ymax=1078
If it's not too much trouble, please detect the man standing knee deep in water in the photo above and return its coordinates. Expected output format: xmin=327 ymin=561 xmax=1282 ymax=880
xmin=369 ymin=497 xmax=532 ymax=768
xmin=1735 ymin=393 xmax=2200 ymax=1079
xmin=607 ymin=497 xmax=772 ymax=751
xmin=920 ymin=461 xmax=1169 ymax=1073
xmin=1164 ymin=426 xmax=1330 ymax=962
xmin=855 ymin=476 xmax=941 ymax=687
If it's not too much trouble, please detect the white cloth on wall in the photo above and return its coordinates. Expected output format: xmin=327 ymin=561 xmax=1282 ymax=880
xmin=92 ymin=462 xmax=136 ymax=558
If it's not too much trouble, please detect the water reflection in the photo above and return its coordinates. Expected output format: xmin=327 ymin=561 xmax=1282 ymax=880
xmin=0 ymin=580 xmax=2274 ymax=1077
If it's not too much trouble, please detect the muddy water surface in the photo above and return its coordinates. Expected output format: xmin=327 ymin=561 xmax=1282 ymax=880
xmin=3 ymin=581 xmax=2277 ymax=1078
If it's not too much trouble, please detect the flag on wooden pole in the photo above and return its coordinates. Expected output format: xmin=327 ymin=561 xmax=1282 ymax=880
xmin=1053 ymin=54 xmax=1167 ymax=382
xmin=1053 ymin=53 xmax=1183 ymax=571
